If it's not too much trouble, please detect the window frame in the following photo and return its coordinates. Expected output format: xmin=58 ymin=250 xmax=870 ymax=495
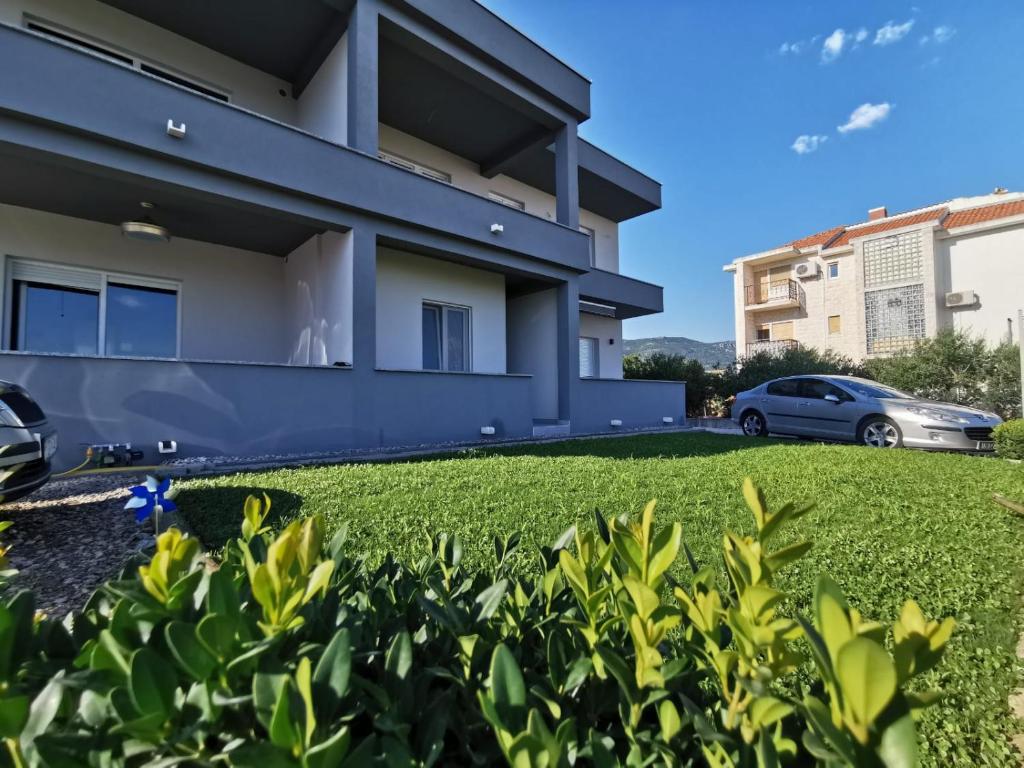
xmin=578 ymin=225 xmax=597 ymax=266
xmin=799 ymin=378 xmax=854 ymax=402
xmin=24 ymin=16 xmax=232 ymax=102
xmin=766 ymin=379 xmax=801 ymax=397
xmin=579 ymin=336 xmax=599 ymax=378
xmin=487 ymin=191 xmax=526 ymax=211
xmin=4 ymin=258 xmax=182 ymax=359
xmin=378 ymin=150 xmax=452 ymax=184
xmin=421 ymin=301 xmax=472 ymax=372
xmin=827 ymin=261 xmax=839 ymax=279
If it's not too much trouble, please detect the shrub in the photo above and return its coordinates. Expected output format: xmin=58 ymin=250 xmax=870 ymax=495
xmin=624 ymin=353 xmax=710 ymax=416
xmin=720 ymin=346 xmax=863 ymax=398
xmin=984 ymin=342 xmax=1023 ymax=420
xmin=0 ymin=481 xmax=953 ymax=767
xmin=993 ymin=419 xmax=1024 ymax=459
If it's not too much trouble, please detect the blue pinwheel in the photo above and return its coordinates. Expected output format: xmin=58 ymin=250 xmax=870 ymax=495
xmin=125 ymin=475 xmax=177 ymax=525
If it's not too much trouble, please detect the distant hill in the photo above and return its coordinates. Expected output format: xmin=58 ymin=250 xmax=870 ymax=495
xmin=623 ymin=337 xmax=736 ymax=369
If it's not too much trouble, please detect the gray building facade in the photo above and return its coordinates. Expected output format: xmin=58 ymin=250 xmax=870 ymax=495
xmin=0 ymin=0 xmax=683 ymax=469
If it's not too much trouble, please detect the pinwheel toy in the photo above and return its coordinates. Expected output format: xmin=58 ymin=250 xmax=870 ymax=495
xmin=125 ymin=475 xmax=178 ymax=534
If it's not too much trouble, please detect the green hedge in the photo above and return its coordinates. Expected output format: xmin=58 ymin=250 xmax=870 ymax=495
xmin=994 ymin=419 xmax=1024 ymax=459
xmin=0 ymin=482 xmax=954 ymax=767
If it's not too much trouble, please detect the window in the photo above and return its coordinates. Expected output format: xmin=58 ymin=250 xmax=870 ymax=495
xmin=766 ymin=379 xmax=801 ymax=397
xmin=828 ymin=315 xmax=842 ymax=335
xmin=7 ymin=260 xmax=179 ymax=358
xmin=579 ymin=225 xmax=596 ymax=266
xmin=864 ymin=284 xmax=925 ymax=354
xmin=422 ymin=302 xmax=470 ymax=372
xmin=827 ymin=262 xmax=839 ymax=279
xmin=800 ymin=379 xmax=853 ymax=402
xmin=755 ymin=325 xmax=771 ymax=341
xmin=771 ymin=321 xmax=794 ymax=341
xmin=25 ymin=18 xmax=230 ymax=102
xmin=579 ymin=337 xmax=598 ymax=378
xmin=487 ymin=191 xmax=526 ymax=211
xmin=378 ymin=150 xmax=452 ymax=184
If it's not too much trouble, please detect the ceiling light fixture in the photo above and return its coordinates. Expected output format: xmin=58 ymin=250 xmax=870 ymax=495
xmin=121 ymin=202 xmax=170 ymax=242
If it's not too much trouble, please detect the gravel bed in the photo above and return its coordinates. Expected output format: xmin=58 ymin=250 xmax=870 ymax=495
xmin=1 ymin=473 xmax=155 ymax=616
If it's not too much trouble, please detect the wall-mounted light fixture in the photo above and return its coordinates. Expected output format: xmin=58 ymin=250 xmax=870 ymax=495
xmin=121 ymin=202 xmax=170 ymax=243
xmin=490 ymin=223 xmax=504 ymax=234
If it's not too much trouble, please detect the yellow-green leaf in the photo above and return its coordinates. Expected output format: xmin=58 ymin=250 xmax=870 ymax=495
xmin=836 ymin=637 xmax=897 ymax=740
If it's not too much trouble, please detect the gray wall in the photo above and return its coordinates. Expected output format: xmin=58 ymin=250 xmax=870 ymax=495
xmin=506 ymin=288 xmax=559 ymax=419
xmin=2 ymin=353 xmax=534 ymax=470
xmin=573 ymin=378 xmax=685 ymax=434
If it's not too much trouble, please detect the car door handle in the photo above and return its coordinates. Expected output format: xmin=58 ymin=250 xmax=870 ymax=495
xmin=797 ymin=402 xmax=810 ymax=407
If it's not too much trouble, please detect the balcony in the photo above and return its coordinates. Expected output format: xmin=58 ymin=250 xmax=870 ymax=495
xmin=745 ymin=339 xmax=799 ymax=357
xmin=578 ymin=268 xmax=663 ymax=319
xmin=0 ymin=23 xmax=590 ymax=272
xmin=744 ymin=279 xmax=804 ymax=311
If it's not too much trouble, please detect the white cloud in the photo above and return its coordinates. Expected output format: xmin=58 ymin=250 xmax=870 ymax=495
xmin=791 ymin=135 xmax=828 ymax=155
xmin=874 ymin=20 xmax=915 ymax=46
xmin=921 ymin=25 xmax=956 ymax=45
xmin=837 ymin=102 xmax=893 ymax=133
xmin=854 ymin=28 xmax=869 ymax=44
xmin=821 ymin=29 xmax=847 ymax=62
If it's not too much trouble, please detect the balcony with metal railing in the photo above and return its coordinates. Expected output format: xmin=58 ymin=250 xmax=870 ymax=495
xmin=744 ymin=279 xmax=804 ymax=311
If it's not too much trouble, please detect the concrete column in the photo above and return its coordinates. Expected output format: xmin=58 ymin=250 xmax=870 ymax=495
xmin=347 ymin=0 xmax=379 ymax=155
xmin=557 ymin=279 xmax=581 ymax=422
xmin=350 ymin=226 xmax=376 ymax=373
xmin=555 ymin=121 xmax=579 ymax=229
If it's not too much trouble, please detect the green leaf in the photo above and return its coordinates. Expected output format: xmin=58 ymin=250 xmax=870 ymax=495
xmin=385 ymin=631 xmax=413 ymax=683
xmin=21 ymin=678 xmax=64 ymax=758
xmin=474 ymin=579 xmax=509 ymax=621
xmin=836 ymin=638 xmax=897 ymax=737
xmin=647 ymin=523 xmax=682 ymax=586
xmin=304 ymin=727 xmax=351 ymax=768
xmin=0 ymin=693 xmax=28 ymax=738
xmin=165 ymin=622 xmax=217 ymax=680
xmin=314 ymin=628 xmax=351 ymax=707
xmin=763 ymin=540 xmax=813 ymax=573
xmin=229 ymin=742 xmax=297 ymax=768
xmin=197 ymin=613 xmax=236 ymax=660
xmin=747 ymin=696 xmax=794 ymax=729
xmin=489 ymin=643 xmax=526 ymax=731
xmin=742 ymin=477 xmax=768 ymax=529
xmin=129 ymin=647 xmax=178 ymax=721
xmin=207 ymin=567 xmax=241 ymax=620
xmin=876 ymin=710 xmax=918 ymax=768
xmin=269 ymin=679 xmax=299 ymax=751
xmin=295 ymin=657 xmax=316 ymax=748
xmin=814 ymin=576 xmax=853 ymax=660
xmin=658 ymin=699 xmax=681 ymax=742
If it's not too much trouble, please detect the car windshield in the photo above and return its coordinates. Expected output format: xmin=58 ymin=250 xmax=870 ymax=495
xmin=841 ymin=380 xmax=913 ymax=399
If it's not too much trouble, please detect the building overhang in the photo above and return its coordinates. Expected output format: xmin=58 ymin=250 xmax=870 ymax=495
xmin=578 ymin=268 xmax=663 ymax=319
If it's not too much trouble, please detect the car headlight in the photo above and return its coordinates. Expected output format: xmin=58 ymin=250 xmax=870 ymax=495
xmin=0 ymin=402 xmax=22 ymax=428
xmin=903 ymin=406 xmax=969 ymax=424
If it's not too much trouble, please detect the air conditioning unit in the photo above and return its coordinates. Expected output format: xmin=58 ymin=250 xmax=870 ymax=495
xmin=945 ymin=290 xmax=978 ymax=308
xmin=792 ymin=261 xmax=820 ymax=280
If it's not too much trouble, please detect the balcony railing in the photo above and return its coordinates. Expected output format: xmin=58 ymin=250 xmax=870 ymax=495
xmin=744 ymin=279 xmax=803 ymax=308
xmin=745 ymin=339 xmax=799 ymax=356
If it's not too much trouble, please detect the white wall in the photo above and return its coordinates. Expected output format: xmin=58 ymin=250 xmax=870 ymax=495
xmin=295 ymin=32 xmax=348 ymax=145
xmin=0 ymin=204 xmax=288 ymax=363
xmin=375 ymin=247 xmax=507 ymax=373
xmin=0 ymin=0 xmax=297 ymax=122
xmin=579 ymin=313 xmax=623 ymax=378
xmin=507 ymin=288 xmax=558 ymax=418
xmin=285 ymin=232 xmax=353 ymax=366
xmin=940 ymin=222 xmax=1024 ymax=345
xmin=379 ymin=124 xmax=621 ymax=272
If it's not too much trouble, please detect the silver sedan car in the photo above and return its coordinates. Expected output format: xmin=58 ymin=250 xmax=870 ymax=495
xmin=731 ymin=375 xmax=1002 ymax=451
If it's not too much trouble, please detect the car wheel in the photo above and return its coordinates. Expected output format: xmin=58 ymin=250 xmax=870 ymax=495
xmin=859 ymin=417 xmax=902 ymax=448
xmin=740 ymin=410 xmax=768 ymax=437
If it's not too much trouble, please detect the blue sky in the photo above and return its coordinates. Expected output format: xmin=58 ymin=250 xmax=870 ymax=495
xmin=477 ymin=0 xmax=1024 ymax=342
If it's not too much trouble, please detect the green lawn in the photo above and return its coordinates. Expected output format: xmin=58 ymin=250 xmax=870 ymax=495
xmin=178 ymin=432 xmax=1024 ymax=765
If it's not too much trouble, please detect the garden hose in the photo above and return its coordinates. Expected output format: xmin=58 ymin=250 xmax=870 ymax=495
xmin=53 ymin=448 xmax=94 ymax=477
xmin=54 ymin=447 xmax=167 ymax=478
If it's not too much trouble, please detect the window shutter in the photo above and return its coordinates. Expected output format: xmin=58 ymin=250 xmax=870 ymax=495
xmin=8 ymin=260 xmax=102 ymax=291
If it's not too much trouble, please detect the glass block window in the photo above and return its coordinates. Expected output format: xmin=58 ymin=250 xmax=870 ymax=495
xmin=862 ymin=231 xmax=923 ymax=288
xmin=864 ymin=284 xmax=925 ymax=355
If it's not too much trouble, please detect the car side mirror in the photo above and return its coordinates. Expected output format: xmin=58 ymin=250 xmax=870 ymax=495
xmin=824 ymin=393 xmax=841 ymax=404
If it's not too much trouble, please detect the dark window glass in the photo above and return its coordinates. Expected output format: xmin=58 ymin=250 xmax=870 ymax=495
xmin=422 ymin=305 xmax=441 ymax=370
xmin=446 ymin=307 xmax=468 ymax=372
xmin=140 ymin=64 xmax=229 ymax=102
xmin=13 ymin=281 xmax=99 ymax=355
xmin=105 ymin=283 xmax=177 ymax=358
xmin=766 ymin=379 xmax=801 ymax=397
xmin=800 ymin=379 xmax=852 ymax=401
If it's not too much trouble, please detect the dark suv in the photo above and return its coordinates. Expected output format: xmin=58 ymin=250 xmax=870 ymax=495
xmin=0 ymin=381 xmax=58 ymax=503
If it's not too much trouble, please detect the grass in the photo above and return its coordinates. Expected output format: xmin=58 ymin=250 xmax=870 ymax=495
xmin=178 ymin=432 xmax=1024 ymax=765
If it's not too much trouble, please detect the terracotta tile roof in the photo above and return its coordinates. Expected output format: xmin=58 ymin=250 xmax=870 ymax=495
xmin=828 ymin=208 xmax=947 ymax=248
xmin=789 ymin=226 xmax=845 ymax=250
xmin=943 ymin=199 xmax=1024 ymax=229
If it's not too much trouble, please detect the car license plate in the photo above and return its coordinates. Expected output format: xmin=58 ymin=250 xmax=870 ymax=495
xmin=977 ymin=441 xmax=994 ymax=451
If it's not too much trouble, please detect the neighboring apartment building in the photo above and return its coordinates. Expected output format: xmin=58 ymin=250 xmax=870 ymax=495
xmin=0 ymin=0 xmax=682 ymax=469
xmin=724 ymin=190 xmax=1024 ymax=361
